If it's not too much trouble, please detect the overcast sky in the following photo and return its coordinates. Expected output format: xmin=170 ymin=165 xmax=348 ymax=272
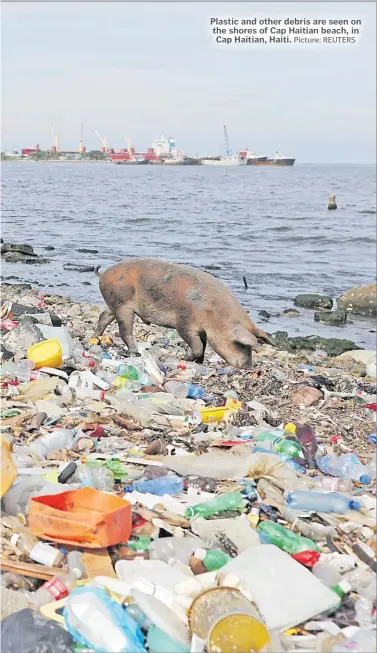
xmin=2 ymin=2 xmax=376 ymax=162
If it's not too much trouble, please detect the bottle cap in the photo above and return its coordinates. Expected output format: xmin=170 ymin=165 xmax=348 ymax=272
xmin=349 ymin=500 xmax=361 ymax=511
xmin=360 ymin=475 xmax=371 ymax=485
xmin=193 ymin=548 xmax=207 ymax=561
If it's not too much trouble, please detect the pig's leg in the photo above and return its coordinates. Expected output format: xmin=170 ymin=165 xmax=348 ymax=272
xmin=95 ymin=308 xmax=116 ymax=336
xmin=115 ymin=306 xmax=139 ymax=355
xmin=178 ymin=328 xmax=207 ymax=363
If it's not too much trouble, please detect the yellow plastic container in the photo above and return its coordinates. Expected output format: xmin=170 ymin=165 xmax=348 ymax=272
xmin=27 ymin=339 xmax=63 ymax=370
xmin=200 ymin=406 xmax=228 ymax=423
xmin=1 ymin=435 xmax=17 ymax=498
xmin=208 ymin=613 xmax=271 ymax=653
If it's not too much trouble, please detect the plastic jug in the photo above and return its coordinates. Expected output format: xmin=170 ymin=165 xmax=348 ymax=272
xmin=27 ymin=340 xmax=63 ymax=369
xmin=1 ymin=435 xmax=17 ymax=498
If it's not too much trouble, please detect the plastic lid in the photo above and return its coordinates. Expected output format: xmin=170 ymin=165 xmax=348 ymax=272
xmin=349 ymin=500 xmax=361 ymax=511
xmin=360 ymin=475 xmax=371 ymax=485
xmin=193 ymin=548 xmax=207 ymax=562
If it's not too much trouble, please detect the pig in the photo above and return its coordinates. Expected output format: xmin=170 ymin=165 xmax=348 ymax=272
xmin=94 ymin=258 xmax=274 ymax=368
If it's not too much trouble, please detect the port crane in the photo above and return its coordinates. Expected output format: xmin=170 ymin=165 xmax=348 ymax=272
xmin=93 ymin=129 xmax=108 ymax=152
xmin=48 ymin=124 xmax=59 ymax=151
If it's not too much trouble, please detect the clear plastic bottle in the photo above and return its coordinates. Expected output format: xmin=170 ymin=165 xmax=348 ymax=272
xmin=257 ymin=521 xmax=319 ymax=554
xmin=317 ymin=454 xmax=371 ymax=485
xmin=133 ymin=475 xmax=184 ymax=497
xmin=185 ymin=491 xmax=245 ymax=518
xmin=164 ymin=358 xmax=207 ymax=375
xmin=286 ymin=491 xmax=360 ymax=514
xmin=31 ymin=570 xmax=81 ymax=607
xmin=71 ymin=462 xmax=114 ymax=491
xmin=164 ymin=381 xmax=189 ymax=398
xmin=148 ymin=537 xmax=201 ymax=565
xmin=302 ymin=476 xmax=354 ymax=494
xmin=67 ymin=551 xmax=86 ymax=578
xmin=10 ymin=533 xmax=64 ymax=567
xmin=332 ymin=630 xmax=377 ymax=653
xmin=30 ymin=428 xmax=77 ymax=458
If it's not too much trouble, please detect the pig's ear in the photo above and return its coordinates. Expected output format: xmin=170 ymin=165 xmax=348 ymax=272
xmin=231 ymin=326 xmax=258 ymax=348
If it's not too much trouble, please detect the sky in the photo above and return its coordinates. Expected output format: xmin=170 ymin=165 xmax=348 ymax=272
xmin=1 ymin=1 xmax=376 ymax=162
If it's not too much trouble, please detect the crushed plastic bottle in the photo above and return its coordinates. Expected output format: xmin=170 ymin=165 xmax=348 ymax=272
xmin=332 ymin=630 xmax=377 ymax=653
xmin=148 ymin=537 xmax=203 ymax=565
xmin=286 ymin=491 xmax=360 ymax=514
xmin=30 ymin=428 xmax=77 ymax=458
xmin=317 ymin=454 xmax=371 ymax=485
xmin=257 ymin=521 xmax=320 ymax=554
xmin=300 ymin=475 xmax=354 ymax=494
xmin=133 ymin=475 xmax=184 ymax=496
xmin=164 ymin=358 xmax=207 ymax=375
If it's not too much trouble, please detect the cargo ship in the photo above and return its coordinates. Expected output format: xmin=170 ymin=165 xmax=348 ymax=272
xmin=246 ymin=151 xmax=295 ymax=166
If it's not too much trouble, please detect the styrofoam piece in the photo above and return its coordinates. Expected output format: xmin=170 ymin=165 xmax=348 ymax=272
xmin=218 ymin=544 xmax=340 ymax=632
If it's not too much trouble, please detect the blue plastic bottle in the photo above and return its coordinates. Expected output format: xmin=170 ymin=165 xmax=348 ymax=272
xmin=317 ymin=454 xmax=371 ymax=485
xmin=133 ymin=475 xmax=184 ymax=496
xmin=286 ymin=490 xmax=360 ymax=514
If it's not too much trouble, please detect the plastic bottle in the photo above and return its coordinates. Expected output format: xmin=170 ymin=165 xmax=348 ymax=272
xmin=317 ymin=454 xmax=371 ymax=485
xmin=164 ymin=358 xmax=207 ymax=375
xmin=312 ymin=561 xmax=342 ymax=587
xmin=302 ymin=476 xmax=354 ymax=494
xmin=2 ymin=477 xmax=70 ymax=516
xmin=31 ymin=570 xmax=81 ymax=607
xmin=148 ymin=537 xmax=201 ymax=565
xmin=184 ymin=491 xmax=246 ymax=518
xmin=67 ymin=551 xmax=86 ymax=578
xmin=164 ymin=381 xmax=189 ymax=398
xmin=257 ymin=521 xmax=320 ymax=554
xmin=10 ymin=533 xmax=64 ymax=567
xmin=29 ymin=428 xmax=77 ymax=458
xmin=295 ymin=424 xmax=318 ymax=469
xmin=71 ymin=462 xmax=114 ymax=491
xmin=133 ymin=475 xmax=184 ymax=497
xmin=0 ymin=359 xmax=34 ymax=382
xmin=286 ymin=491 xmax=360 ymax=514
xmin=332 ymin=630 xmax=377 ymax=653
xmin=272 ymin=437 xmax=303 ymax=459
xmin=252 ymin=446 xmax=307 ymax=473
xmin=192 ymin=548 xmax=231 ymax=571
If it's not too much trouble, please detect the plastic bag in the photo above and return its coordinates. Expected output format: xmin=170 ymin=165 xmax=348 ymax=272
xmin=64 ymin=586 xmax=147 ymax=653
xmin=1 ymin=608 xmax=74 ymax=653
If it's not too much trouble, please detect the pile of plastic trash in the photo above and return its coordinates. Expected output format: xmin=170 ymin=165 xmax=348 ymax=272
xmin=1 ymin=286 xmax=376 ymax=653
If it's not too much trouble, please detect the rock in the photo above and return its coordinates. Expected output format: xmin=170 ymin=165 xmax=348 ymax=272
xmin=1 ymin=242 xmax=36 ymax=256
xmin=271 ymin=331 xmax=362 ymax=356
xmin=337 ymin=284 xmax=376 ymax=316
xmin=76 ymin=248 xmax=99 ymax=254
xmin=294 ymin=294 xmax=333 ymax=309
xmin=24 ymin=257 xmax=50 ymax=265
xmin=292 ymin=386 xmax=323 ymax=407
xmin=258 ymin=310 xmax=271 ymax=319
xmin=339 ymin=349 xmax=376 ymax=364
xmin=283 ymin=308 xmax=300 ymax=317
xmin=314 ymin=310 xmax=347 ymax=325
xmin=2 ymin=317 xmax=44 ymax=361
xmin=63 ymin=263 xmax=95 ymax=273
xmin=44 ymin=246 xmax=55 ymax=250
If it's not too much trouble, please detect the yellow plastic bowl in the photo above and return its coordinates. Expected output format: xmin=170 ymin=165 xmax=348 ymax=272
xmin=27 ymin=339 xmax=63 ymax=370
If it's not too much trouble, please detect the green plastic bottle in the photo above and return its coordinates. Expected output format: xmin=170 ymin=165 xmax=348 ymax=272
xmin=254 ymin=432 xmax=279 ymax=444
xmin=272 ymin=437 xmax=303 ymax=458
xmin=258 ymin=521 xmax=319 ymax=554
xmin=128 ymin=536 xmax=152 ymax=553
xmin=184 ymin=491 xmax=245 ymax=518
xmin=193 ymin=548 xmax=231 ymax=571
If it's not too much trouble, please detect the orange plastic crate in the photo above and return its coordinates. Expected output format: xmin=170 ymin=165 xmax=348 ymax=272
xmin=29 ymin=487 xmax=132 ymax=548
